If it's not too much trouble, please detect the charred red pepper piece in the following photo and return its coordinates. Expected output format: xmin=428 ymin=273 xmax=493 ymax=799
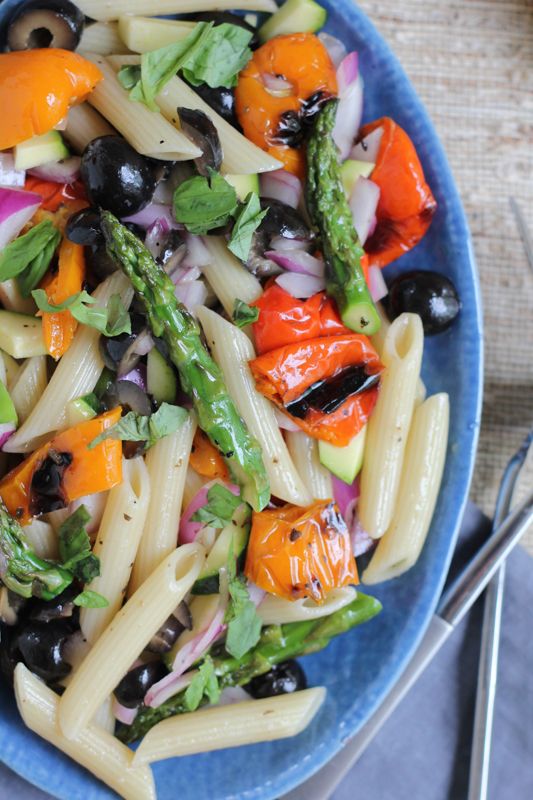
xmin=361 ymin=117 xmax=437 ymax=269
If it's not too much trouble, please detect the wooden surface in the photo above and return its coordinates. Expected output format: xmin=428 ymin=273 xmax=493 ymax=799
xmin=357 ymin=0 xmax=533 ymax=549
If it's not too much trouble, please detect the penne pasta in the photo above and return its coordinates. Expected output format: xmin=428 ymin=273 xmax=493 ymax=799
xmin=200 ymin=237 xmax=262 ymax=316
xmin=0 ymin=587 xmax=17 ymax=625
xmin=358 ymin=313 xmax=424 ymax=539
xmin=82 ymin=54 xmax=201 ymax=161
xmin=59 ymin=543 xmax=205 ymax=739
xmin=258 ymin=587 xmax=357 ymax=625
xmin=14 ymin=664 xmax=156 ymax=800
xmin=183 ymin=466 xmax=208 ymax=509
xmin=2 ymin=350 xmax=21 ymax=389
xmin=75 ymin=1 xmax=278 ymax=24
xmin=0 ymin=279 xmax=35 ymax=314
xmin=8 ymin=356 xmax=47 ymax=424
xmin=79 ymin=21 xmax=130 ymax=55
xmin=80 ymin=457 xmax=151 ymax=645
xmin=134 ymin=687 xmax=326 ymax=764
xmin=130 ymin=414 xmax=196 ymax=594
xmin=363 ymin=393 xmax=450 ymax=584
xmin=197 ymin=307 xmax=312 ymax=506
xmin=64 ymin=102 xmax=116 ymax=154
xmin=107 ymin=56 xmax=282 ymax=175
xmin=118 ymin=16 xmax=196 ymax=53
xmin=4 ymin=272 xmax=133 ymax=454
xmin=372 ymin=302 xmax=426 ymax=401
xmin=285 ymin=431 xmax=333 ymax=501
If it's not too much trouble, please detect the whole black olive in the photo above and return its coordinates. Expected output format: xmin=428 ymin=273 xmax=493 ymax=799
xmin=189 ymin=82 xmax=239 ymax=128
xmin=17 ymin=619 xmax=73 ymax=683
xmin=178 ymin=108 xmax=222 ymax=177
xmin=272 ymin=111 xmax=304 ymax=148
xmin=80 ymin=136 xmax=157 ymax=218
xmin=6 ymin=0 xmax=84 ymax=51
xmin=245 ymin=660 xmax=307 ymax=699
xmin=387 ymin=270 xmax=461 ymax=335
xmin=66 ymin=207 xmax=103 ymax=247
xmin=114 ymin=661 xmax=168 ymax=708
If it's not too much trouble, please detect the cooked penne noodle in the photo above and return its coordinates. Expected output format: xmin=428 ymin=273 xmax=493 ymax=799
xmin=9 ymin=356 xmax=47 ymax=424
xmin=76 ymin=1 xmax=278 ymax=23
xmin=358 ymin=313 xmax=424 ymax=539
xmin=64 ymin=102 xmax=116 ymax=153
xmin=134 ymin=687 xmax=326 ymax=764
xmin=59 ymin=543 xmax=205 ymax=739
xmin=79 ymin=21 xmax=130 ymax=55
xmin=92 ymin=696 xmax=116 ymax=735
xmin=371 ymin=303 xmax=426 ymax=401
xmin=2 ymin=350 xmax=21 ymax=389
xmin=23 ymin=518 xmax=58 ymax=560
xmin=118 ymin=16 xmax=196 ymax=52
xmin=80 ymin=457 xmax=151 ymax=645
xmin=285 ymin=431 xmax=333 ymax=501
xmin=0 ymin=587 xmax=17 ymax=625
xmin=83 ymin=54 xmax=201 ymax=161
xmin=258 ymin=587 xmax=357 ymax=625
xmin=183 ymin=466 xmax=208 ymax=509
xmin=130 ymin=414 xmax=196 ymax=594
xmin=363 ymin=393 xmax=450 ymax=584
xmin=4 ymin=272 xmax=133 ymax=453
xmin=107 ymin=56 xmax=281 ymax=175
xmin=199 ymin=237 xmax=262 ymax=316
xmin=198 ymin=307 xmax=311 ymax=506
xmin=0 ymin=279 xmax=35 ymax=314
xmin=14 ymin=664 xmax=156 ymax=800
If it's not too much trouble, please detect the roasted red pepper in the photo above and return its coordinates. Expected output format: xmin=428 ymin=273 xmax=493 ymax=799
xmin=24 ymin=176 xmax=88 ymax=214
xmin=361 ymin=117 xmax=437 ymax=269
xmin=249 ymin=334 xmax=383 ymax=446
xmin=244 ymin=500 xmax=358 ymax=603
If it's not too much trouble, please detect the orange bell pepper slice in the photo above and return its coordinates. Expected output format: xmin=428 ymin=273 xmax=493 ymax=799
xmin=361 ymin=117 xmax=437 ymax=268
xmin=0 ymin=408 xmax=123 ymax=524
xmin=0 ymin=50 xmax=102 ymax=150
xmin=249 ymin=334 xmax=383 ymax=447
xmin=41 ymin=238 xmax=86 ymax=360
xmin=190 ymin=429 xmax=229 ymax=481
xmin=244 ymin=500 xmax=358 ymax=603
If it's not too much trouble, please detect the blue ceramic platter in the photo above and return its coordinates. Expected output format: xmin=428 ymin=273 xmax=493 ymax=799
xmin=0 ymin=1 xmax=483 ymax=798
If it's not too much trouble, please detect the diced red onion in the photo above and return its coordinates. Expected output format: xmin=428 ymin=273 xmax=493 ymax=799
xmin=333 ymin=53 xmax=363 ymax=160
xmin=0 ymin=154 xmax=25 ymax=188
xmin=351 ymin=516 xmax=375 ymax=557
xmin=183 ymin=234 xmax=211 ymax=268
xmin=171 ymin=265 xmax=201 ymax=284
xmin=332 ymin=475 xmax=360 ymax=524
xmin=336 ymin=51 xmax=359 ymax=95
xmin=144 ymin=670 xmax=197 ymax=710
xmin=0 ymin=188 xmax=42 ymax=250
xmin=112 ymin=698 xmax=138 ymax=726
xmin=179 ymin=480 xmax=240 ymax=544
xmin=349 ymin=176 xmax=380 ymax=245
xmin=217 ymin=687 xmax=251 ymax=706
xmin=145 ymin=218 xmax=170 ymax=260
xmin=29 ymin=156 xmax=81 ymax=185
xmin=247 ymin=581 xmax=265 ymax=608
xmin=261 ymin=73 xmax=293 ymax=97
xmin=152 ymin=178 xmax=174 ymax=205
xmin=270 ymin=235 xmax=308 ymax=252
xmin=367 ymin=214 xmax=377 ymax=239
xmin=274 ymin=407 xmax=301 ymax=432
xmin=0 ymin=422 xmax=16 ymax=450
xmin=318 ymin=32 xmax=348 ymax=69
xmin=260 ymin=169 xmax=302 ymax=210
xmin=175 ymin=279 xmax=208 ymax=313
xmin=368 ymin=265 xmax=388 ymax=302
xmin=265 ymin=249 xmax=325 ymax=278
xmin=275 ymin=272 xmax=325 ymax=298
xmin=350 ymin=127 xmax=384 ymax=164
xmin=118 ymin=365 xmax=148 ymax=391
xmin=123 ymin=203 xmax=179 ymax=231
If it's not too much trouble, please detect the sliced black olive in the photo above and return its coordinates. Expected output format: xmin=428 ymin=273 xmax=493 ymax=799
xmin=387 ymin=270 xmax=461 ymax=335
xmin=157 ymin=230 xmax=187 ymax=272
xmin=6 ymin=0 xmax=84 ymax=51
xmin=66 ymin=207 xmax=103 ymax=247
xmin=245 ymin=660 xmax=307 ymax=699
xmin=178 ymin=108 xmax=223 ymax=177
xmin=147 ymin=602 xmax=192 ymax=654
xmin=116 ymin=328 xmax=152 ymax=378
xmin=114 ymin=661 xmax=168 ymax=708
xmin=103 ymin=380 xmax=151 ymax=417
xmin=99 ymin=331 xmax=137 ymax=372
xmin=301 ymin=91 xmax=331 ymax=126
xmin=272 ymin=110 xmax=304 ymax=148
xmin=286 ymin=366 xmax=381 ymax=419
xmin=246 ymin=199 xmax=313 ymax=277
xmin=28 ymin=586 xmax=78 ymax=625
xmin=29 ymin=450 xmax=73 ymax=516
xmin=17 ymin=619 xmax=73 ymax=683
xmin=81 ymin=136 xmax=157 ymax=218
xmin=188 ymin=82 xmax=239 ymax=128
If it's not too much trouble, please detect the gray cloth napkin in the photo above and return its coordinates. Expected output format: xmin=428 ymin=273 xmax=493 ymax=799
xmin=1 ymin=504 xmax=532 ymax=800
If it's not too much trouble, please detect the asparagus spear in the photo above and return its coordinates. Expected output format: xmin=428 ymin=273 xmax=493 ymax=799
xmin=101 ymin=212 xmax=270 ymax=512
xmin=119 ymin=591 xmax=382 ymax=743
xmin=306 ymin=100 xmax=381 ymax=335
xmin=0 ymin=501 xmax=72 ymax=601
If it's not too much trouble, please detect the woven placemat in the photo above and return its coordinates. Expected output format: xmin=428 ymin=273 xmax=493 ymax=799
xmin=358 ymin=0 xmax=533 ymax=549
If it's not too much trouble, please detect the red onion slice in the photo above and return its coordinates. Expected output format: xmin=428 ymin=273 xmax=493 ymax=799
xmin=318 ymin=32 xmax=348 ymax=69
xmin=0 ymin=154 xmax=25 ymax=188
xmin=29 ymin=156 xmax=81 ymax=185
xmin=144 ymin=670 xmax=198 ymax=710
xmin=260 ymin=169 xmax=302 ymax=210
xmin=179 ymin=480 xmax=240 ymax=544
xmin=0 ymin=187 xmax=42 ymax=250
xmin=274 ymin=407 xmax=301 ymax=432
xmin=349 ymin=176 xmax=380 ymax=245
xmin=175 ymin=279 xmax=208 ymax=313
xmin=350 ymin=127 xmax=384 ymax=164
xmin=118 ymin=365 xmax=148 ymax=391
xmin=123 ymin=203 xmax=180 ymax=231
xmin=368 ymin=265 xmax=388 ymax=302
xmin=170 ymin=265 xmax=201 ymax=285
xmin=0 ymin=422 xmax=16 ymax=450
xmin=275 ymin=272 xmax=325 ymax=298
xmin=261 ymin=73 xmax=293 ymax=97
xmin=113 ymin=699 xmax=138 ymax=726
xmin=247 ymin=581 xmax=266 ymax=608
xmin=217 ymin=686 xmax=251 ymax=706
xmin=333 ymin=53 xmax=364 ymax=160
xmin=332 ymin=475 xmax=360 ymax=525
xmin=183 ymin=234 xmax=211 ymax=268
xmin=270 ymin=235 xmax=309 ymax=252
xmin=265 ymin=249 xmax=325 ymax=278
xmin=351 ymin=516 xmax=375 ymax=557
xmin=145 ymin=218 xmax=170 ymax=260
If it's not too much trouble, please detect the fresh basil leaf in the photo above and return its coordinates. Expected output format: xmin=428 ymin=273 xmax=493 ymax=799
xmin=232 ymin=299 xmax=260 ymax=330
xmin=228 ymin=193 xmax=268 ymax=262
xmin=173 ymin=170 xmax=238 ymax=235
xmin=184 ymin=655 xmax=220 ymax=712
xmin=117 ymin=64 xmax=141 ymax=90
xmin=0 ymin=220 xmax=61 ymax=296
xmin=32 ymin=290 xmax=131 ymax=337
xmin=192 ymin=483 xmax=242 ymax=529
xmin=181 ymin=23 xmax=253 ymax=89
xmin=89 ymin=403 xmax=188 ymax=451
xmin=223 ymin=542 xmax=262 ymax=659
xmin=18 ymin=231 xmax=62 ymax=297
xmin=58 ymin=505 xmax=101 ymax=584
xmin=73 ymin=590 xmax=109 ymax=608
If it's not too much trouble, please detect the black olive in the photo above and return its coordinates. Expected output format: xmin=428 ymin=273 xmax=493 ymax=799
xmin=178 ymin=108 xmax=223 ymax=177
xmin=29 ymin=450 xmax=73 ymax=516
xmin=80 ymin=136 xmax=157 ymax=218
xmin=99 ymin=331 xmax=137 ymax=372
xmin=245 ymin=660 xmax=307 ymax=699
xmin=85 ymin=244 xmax=118 ymax=282
xmin=301 ymin=91 xmax=331 ymax=126
xmin=387 ymin=270 xmax=461 ymax=335
xmin=66 ymin=207 xmax=103 ymax=247
xmin=28 ymin=586 xmax=79 ymax=625
xmin=259 ymin=199 xmax=311 ymax=242
xmin=6 ymin=0 xmax=84 ymax=51
xmin=189 ymin=82 xmax=239 ymax=128
xmin=157 ymin=230 xmax=187 ymax=272
xmin=17 ymin=619 xmax=73 ymax=683
xmin=114 ymin=661 xmax=168 ymax=708
xmin=0 ymin=623 xmax=20 ymax=685
xmin=103 ymin=380 xmax=151 ymax=417
xmin=271 ymin=111 xmax=304 ymax=148
xmin=147 ymin=602 xmax=192 ymax=654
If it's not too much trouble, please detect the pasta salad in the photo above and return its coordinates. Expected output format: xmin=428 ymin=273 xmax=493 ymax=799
xmin=0 ymin=1 xmax=460 ymax=797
